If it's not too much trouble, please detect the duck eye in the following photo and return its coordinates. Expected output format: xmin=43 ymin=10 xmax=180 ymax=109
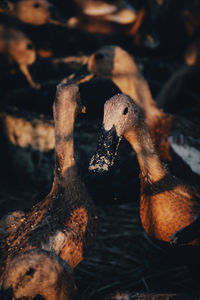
xmin=95 ymin=53 xmax=104 ymax=60
xmin=26 ymin=268 xmax=35 ymax=276
xmin=27 ymin=43 xmax=33 ymax=50
xmin=34 ymin=2 xmax=40 ymax=8
xmin=123 ymin=107 xmax=128 ymax=115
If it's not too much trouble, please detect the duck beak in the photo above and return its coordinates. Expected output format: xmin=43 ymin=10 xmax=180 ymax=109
xmin=62 ymin=64 xmax=95 ymax=85
xmin=81 ymin=105 xmax=86 ymax=114
xmin=77 ymin=94 xmax=86 ymax=114
xmin=89 ymin=125 xmax=121 ymax=173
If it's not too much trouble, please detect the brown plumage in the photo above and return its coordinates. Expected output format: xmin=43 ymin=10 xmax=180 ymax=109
xmin=86 ymin=45 xmax=200 ymax=184
xmin=89 ymin=93 xmax=200 ymax=243
xmin=0 ymin=83 xmax=98 ymax=299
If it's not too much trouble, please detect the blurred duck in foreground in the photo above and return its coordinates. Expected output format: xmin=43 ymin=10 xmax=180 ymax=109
xmin=0 ymin=83 xmax=98 ymax=299
xmin=0 ymin=24 xmax=39 ymax=89
xmin=67 ymin=0 xmax=159 ymax=49
xmin=85 ymin=45 xmax=200 ymax=184
xmin=0 ymin=0 xmax=65 ymax=26
xmin=89 ymin=93 xmax=200 ymax=243
xmin=1 ymin=249 xmax=75 ymax=300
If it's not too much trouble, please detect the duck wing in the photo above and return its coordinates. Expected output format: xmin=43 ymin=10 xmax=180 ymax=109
xmin=171 ymin=216 xmax=200 ymax=245
xmin=170 ymin=116 xmax=200 ymax=176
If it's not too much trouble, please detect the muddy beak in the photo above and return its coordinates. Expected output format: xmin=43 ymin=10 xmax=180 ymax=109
xmin=62 ymin=64 xmax=95 ymax=85
xmin=89 ymin=125 xmax=120 ymax=173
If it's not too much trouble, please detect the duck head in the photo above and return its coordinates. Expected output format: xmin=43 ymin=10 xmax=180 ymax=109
xmin=2 ymin=249 xmax=76 ymax=299
xmin=64 ymin=45 xmax=137 ymax=88
xmin=89 ymin=93 xmax=142 ymax=173
xmin=0 ymin=0 xmax=14 ymax=13
xmin=14 ymin=0 xmax=65 ymax=26
xmin=88 ymin=45 xmax=138 ymax=78
xmin=54 ymin=83 xmax=85 ymax=120
xmin=7 ymin=29 xmax=36 ymax=66
xmin=0 ymin=26 xmax=39 ymax=88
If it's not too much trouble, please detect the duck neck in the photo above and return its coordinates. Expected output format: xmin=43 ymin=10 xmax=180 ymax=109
xmin=112 ymin=73 xmax=165 ymax=124
xmin=53 ymin=102 xmax=76 ymax=186
xmin=124 ymin=121 xmax=166 ymax=183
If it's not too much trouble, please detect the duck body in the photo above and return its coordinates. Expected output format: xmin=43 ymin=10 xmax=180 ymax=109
xmin=156 ymin=37 xmax=200 ymax=115
xmin=0 ymin=24 xmax=35 ymax=64
xmin=147 ymin=111 xmax=200 ymax=183
xmin=139 ymin=171 xmax=199 ymax=242
xmin=89 ymin=93 xmax=200 ymax=243
xmin=1 ymin=168 xmax=97 ymax=272
xmin=0 ymin=83 xmax=98 ymax=298
xmin=87 ymin=45 xmax=200 ymax=182
xmin=168 ymin=116 xmax=200 ymax=178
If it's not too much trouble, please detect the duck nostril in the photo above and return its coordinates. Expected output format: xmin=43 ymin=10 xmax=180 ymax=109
xmin=95 ymin=53 xmax=104 ymax=60
xmin=26 ymin=267 xmax=35 ymax=276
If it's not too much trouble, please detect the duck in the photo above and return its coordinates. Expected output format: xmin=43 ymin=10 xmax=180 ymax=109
xmin=2 ymin=249 xmax=76 ymax=299
xmin=66 ymin=0 xmax=158 ymax=49
xmin=0 ymin=0 xmax=65 ymax=26
xmin=0 ymin=83 xmax=98 ymax=299
xmin=156 ymin=37 xmax=200 ymax=114
xmin=86 ymin=45 xmax=200 ymax=184
xmin=0 ymin=24 xmax=40 ymax=89
xmin=89 ymin=93 xmax=200 ymax=243
xmin=72 ymin=0 xmax=137 ymax=25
